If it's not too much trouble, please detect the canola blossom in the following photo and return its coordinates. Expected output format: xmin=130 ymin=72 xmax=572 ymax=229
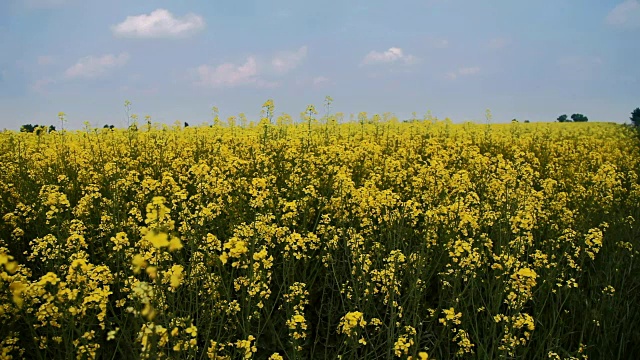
xmin=0 ymin=112 xmax=639 ymax=359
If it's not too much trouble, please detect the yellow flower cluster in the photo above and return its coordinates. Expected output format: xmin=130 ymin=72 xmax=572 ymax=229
xmin=338 ymin=311 xmax=367 ymax=336
xmin=0 ymin=112 xmax=638 ymax=358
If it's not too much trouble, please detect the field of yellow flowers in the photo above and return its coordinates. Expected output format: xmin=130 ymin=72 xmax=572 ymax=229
xmin=1 ymin=107 xmax=640 ymax=359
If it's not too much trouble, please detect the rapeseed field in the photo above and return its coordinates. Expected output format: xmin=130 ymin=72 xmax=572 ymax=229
xmin=1 ymin=108 xmax=639 ymax=359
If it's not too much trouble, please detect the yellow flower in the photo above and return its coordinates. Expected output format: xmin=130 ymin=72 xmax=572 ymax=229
xmin=338 ymin=311 xmax=367 ymax=335
xmin=0 ymin=252 xmax=18 ymax=273
xmin=146 ymin=231 xmax=170 ymax=248
xmin=408 ymin=352 xmax=429 ymax=360
xmin=169 ymin=265 xmax=184 ymax=288
xmin=439 ymin=307 xmax=462 ymax=326
xmin=169 ymin=236 xmax=183 ymax=251
xmin=146 ymin=266 xmax=158 ymax=279
xmin=9 ymin=281 xmax=27 ymax=307
xmin=107 ymin=328 xmax=119 ymax=341
xmin=132 ymin=254 xmax=147 ymax=274
xmin=186 ymin=325 xmax=198 ymax=337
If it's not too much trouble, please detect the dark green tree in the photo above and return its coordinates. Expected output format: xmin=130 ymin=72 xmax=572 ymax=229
xmin=571 ymin=114 xmax=588 ymax=122
xmin=557 ymin=114 xmax=568 ymax=123
xmin=630 ymin=108 xmax=640 ymax=127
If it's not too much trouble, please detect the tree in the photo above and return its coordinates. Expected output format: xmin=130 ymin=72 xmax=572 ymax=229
xmin=571 ymin=114 xmax=588 ymax=122
xmin=630 ymin=108 xmax=640 ymax=127
xmin=20 ymin=124 xmax=35 ymax=133
xmin=557 ymin=114 xmax=568 ymax=123
xmin=48 ymin=125 xmax=56 ymax=133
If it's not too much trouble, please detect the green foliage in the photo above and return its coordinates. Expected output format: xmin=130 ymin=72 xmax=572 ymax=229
xmin=19 ymin=124 xmax=55 ymax=133
xmin=630 ymin=108 xmax=640 ymax=126
xmin=557 ymin=114 xmax=568 ymax=123
xmin=571 ymin=113 xmax=589 ymax=122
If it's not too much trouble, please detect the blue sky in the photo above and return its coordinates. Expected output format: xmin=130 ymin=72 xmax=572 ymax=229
xmin=0 ymin=0 xmax=639 ymax=129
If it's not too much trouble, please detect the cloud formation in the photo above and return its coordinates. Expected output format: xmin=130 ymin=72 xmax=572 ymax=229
xmin=271 ymin=46 xmax=308 ymax=75
xmin=112 ymin=9 xmax=205 ymax=38
xmin=362 ymin=47 xmax=418 ymax=65
xmin=65 ymin=53 xmax=129 ymax=79
xmin=606 ymin=0 xmax=640 ymax=28
xmin=194 ymin=46 xmax=309 ymax=88
xmin=194 ymin=57 xmax=271 ymax=88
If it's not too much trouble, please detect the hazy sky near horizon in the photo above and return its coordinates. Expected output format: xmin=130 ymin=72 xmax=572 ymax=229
xmin=0 ymin=0 xmax=639 ymax=129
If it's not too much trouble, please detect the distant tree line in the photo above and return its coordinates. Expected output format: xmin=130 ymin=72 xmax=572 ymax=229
xmin=19 ymin=124 xmax=56 ymax=133
xmin=557 ymin=114 xmax=589 ymax=123
xmin=16 ymin=108 xmax=640 ymax=132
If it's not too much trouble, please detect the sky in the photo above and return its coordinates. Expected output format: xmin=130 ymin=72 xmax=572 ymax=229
xmin=0 ymin=0 xmax=639 ymax=130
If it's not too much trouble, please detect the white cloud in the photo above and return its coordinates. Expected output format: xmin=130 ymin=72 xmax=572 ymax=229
xmin=362 ymin=47 xmax=418 ymax=65
xmin=606 ymin=0 xmax=640 ymax=28
xmin=112 ymin=9 xmax=205 ymax=38
xmin=193 ymin=46 xmax=310 ymax=88
xmin=194 ymin=57 xmax=272 ymax=88
xmin=271 ymin=46 xmax=308 ymax=74
xmin=446 ymin=66 xmax=480 ymax=80
xmin=65 ymin=53 xmax=129 ymax=79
